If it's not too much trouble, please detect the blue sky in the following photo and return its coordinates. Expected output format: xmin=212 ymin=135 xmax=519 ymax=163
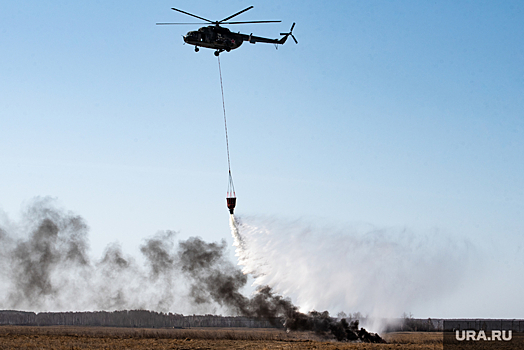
xmin=1 ymin=1 xmax=523 ymax=318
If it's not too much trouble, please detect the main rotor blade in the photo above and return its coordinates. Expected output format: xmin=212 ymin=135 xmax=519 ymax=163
xmin=171 ymin=7 xmax=213 ymax=23
xmin=221 ymin=20 xmax=281 ymax=24
xmin=219 ymin=6 xmax=253 ymax=23
xmin=156 ymin=22 xmax=205 ymax=25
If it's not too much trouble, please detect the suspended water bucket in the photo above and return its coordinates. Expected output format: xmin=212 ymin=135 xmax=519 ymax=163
xmin=226 ymin=170 xmax=236 ymax=214
xmin=226 ymin=196 xmax=236 ymax=214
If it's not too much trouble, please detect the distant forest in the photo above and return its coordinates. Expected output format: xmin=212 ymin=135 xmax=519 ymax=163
xmin=0 ymin=310 xmax=434 ymax=330
xmin=0 ymin=310 xmax=280 ymax=329
xmin=2 ymin=310 xmax=521 ymax=332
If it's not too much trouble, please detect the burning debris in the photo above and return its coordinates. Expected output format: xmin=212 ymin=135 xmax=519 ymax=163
xmin=285 ymin=314 xmax=385 ymax=343
xmin=243 ymin=287 xmax=385 ymax=342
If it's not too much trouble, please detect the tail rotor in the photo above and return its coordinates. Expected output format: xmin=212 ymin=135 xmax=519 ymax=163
xmin=279 ymin=22 xmax=298 ymax=44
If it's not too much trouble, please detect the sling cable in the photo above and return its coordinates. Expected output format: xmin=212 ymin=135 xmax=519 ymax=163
xmin=218 ymin=56 xmax=236 ymax=214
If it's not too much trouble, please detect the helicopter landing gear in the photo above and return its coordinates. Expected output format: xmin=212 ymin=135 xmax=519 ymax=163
xmin=195 ymin=47 xmax=199 ymax=52
xmin=214 ymin=50 xmax=220 ymax=56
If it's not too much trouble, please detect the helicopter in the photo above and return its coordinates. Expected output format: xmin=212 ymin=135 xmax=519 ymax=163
xmin=157 ymin=6 xmax=297 ymax=56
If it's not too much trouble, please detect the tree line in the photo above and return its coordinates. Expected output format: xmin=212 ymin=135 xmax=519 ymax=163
xmin=0 ymin=310 xmax=281 ymax=329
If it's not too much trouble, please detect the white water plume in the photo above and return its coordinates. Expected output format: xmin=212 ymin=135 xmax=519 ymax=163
xmin=230 ymin=214 xmax=473 ymax=319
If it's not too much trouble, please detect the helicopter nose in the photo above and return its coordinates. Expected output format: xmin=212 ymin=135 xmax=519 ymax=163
xmin=184 ymin=31 xmax=196 ymax=42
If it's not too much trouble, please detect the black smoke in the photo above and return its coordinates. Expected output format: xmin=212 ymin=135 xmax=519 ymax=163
xmin=4 ymin=202 xmax=90 ymax=308
xmin=0 ymin=197 xmax=383 ymax=342
xmin=167 ymin=225 xmax=385 ymax=342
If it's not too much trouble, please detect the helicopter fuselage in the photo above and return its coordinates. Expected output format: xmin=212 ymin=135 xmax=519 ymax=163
xmin=184 ymin=26 xmax=244 ymax=52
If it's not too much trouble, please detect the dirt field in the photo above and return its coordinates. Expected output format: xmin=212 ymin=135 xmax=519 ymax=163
xmin=0 ymin=326 xmax=449 ymax=349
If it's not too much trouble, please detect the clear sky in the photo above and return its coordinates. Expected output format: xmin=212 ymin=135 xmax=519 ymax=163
xmin=1 ymin=0 xmax=523 ymax=318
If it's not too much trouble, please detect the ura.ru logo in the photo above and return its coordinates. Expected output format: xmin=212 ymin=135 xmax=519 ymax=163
xmin=456 ymin=330 xmax=512 ymax=341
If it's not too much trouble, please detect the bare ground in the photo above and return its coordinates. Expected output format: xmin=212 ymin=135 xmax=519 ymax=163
xmin=0 ymin=326 xmax=453 ymax=349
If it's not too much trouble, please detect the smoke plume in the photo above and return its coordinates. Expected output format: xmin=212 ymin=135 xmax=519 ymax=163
xmin=2 ymin=197 xmax=451 ymax=341
xmin=0 ymin=197 xmax=250 ymax=315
